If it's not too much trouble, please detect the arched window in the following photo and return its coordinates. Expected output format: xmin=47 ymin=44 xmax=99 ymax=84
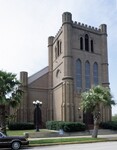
xmin=59 ymin=41 xmax=62 ymax=54
xmin=85 ymin=34 xmax=89 ymax=51
xmin=85 ymin=61 xmax=90 ymax=89
xmin=93 ymin=62 xmax=98 ymax=85
xmin=91 ymin=40 xmax=94 ymax=52
xmin=55 ymin=40 xmax=62 ymax=58
xmin=80 ymin=37 xmax=83 ymax=50
xmin=57 ymin=41 xmax=60 ymax=56
xmin=55 ymin=46 xmax=58 ymax=59
xmin=56 ymin=69 xmax=61 ymax=78
xmin=76 ymin=59 xmax=82 ymax=90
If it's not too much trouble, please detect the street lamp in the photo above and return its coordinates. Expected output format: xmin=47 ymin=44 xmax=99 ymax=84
xmin=33 ymin=100 xmax=42 ymax=132
xmin=78 ymin=107 xmax=81 ymax=120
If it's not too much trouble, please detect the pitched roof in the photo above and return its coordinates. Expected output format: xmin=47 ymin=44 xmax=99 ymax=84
xmin=28 ymin=66 xmax=49 ymax=84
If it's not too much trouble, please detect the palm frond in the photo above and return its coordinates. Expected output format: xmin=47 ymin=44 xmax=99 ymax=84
xmin=81 ymin=85 xmax=116 ymax=114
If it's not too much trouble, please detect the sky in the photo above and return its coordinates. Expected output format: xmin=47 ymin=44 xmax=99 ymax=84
xmin=0 ymin=0 xmax=117 ymax=114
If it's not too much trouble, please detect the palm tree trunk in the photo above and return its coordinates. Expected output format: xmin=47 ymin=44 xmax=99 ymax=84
xmin=0 ymin=105 xmax=6 ymax=135
xmin=92 ymin=117 xmax=99 ymax=138
xmin=92 ymin=105 xmax=100 ymax=138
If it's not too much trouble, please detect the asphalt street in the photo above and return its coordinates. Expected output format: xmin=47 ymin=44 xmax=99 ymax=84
xmin=25 ymin=142 xmax=117 ymax=150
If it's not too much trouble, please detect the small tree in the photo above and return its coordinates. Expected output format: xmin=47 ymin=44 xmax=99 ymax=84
xmin=81 ymin=85 xmax=115 ymax=138
xmin=0 ymin=70 xmax=23 ymax=135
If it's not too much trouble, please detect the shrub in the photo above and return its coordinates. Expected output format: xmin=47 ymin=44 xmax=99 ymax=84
xmin=99 ymin=121 xmax=117 ymax=130
xmin=8 ymin=123 xmax=35 ymax=130
xmin=46 ymin=121 xmax=86 ymax=132
xmin=46 ymin=121 xmax=63 ymax=130
xmin=63 ymin=122 xmax=86 ymax=132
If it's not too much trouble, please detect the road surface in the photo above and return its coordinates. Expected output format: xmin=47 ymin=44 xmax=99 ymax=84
xmin=25 ymin=141 xmax=117 ymax=150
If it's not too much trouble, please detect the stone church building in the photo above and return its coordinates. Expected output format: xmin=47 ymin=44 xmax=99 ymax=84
xmin=16 ymin=12 xmax=111 ymax=127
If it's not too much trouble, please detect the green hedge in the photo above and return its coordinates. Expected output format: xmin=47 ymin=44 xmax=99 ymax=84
xmin=46 ymin=121 xmax=86 ymax=132
xmin=99 ymin=121 xmax=117 ymax=130
xmin=8 ymin=123 xmax=35 ymax=130
xmin=63 ymin=122 xmax=86 ymax=132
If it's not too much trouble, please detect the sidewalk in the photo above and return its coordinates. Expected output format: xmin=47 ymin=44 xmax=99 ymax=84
xmin=28 ymin=129 xmax=117 ymax=141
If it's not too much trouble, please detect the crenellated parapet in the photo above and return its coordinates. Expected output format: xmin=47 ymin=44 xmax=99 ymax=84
xmin=53 ymin=27 xmax=62 ymax=42
xmin=73 ymin=21 xmax=100 ymax=32
xmin=61 ymin=12 xmax=107 ymax=34
xmin=53 ymin=12 xmax=107 ymax=42
xmin=73 ymin=21 xmax=107 ymax=34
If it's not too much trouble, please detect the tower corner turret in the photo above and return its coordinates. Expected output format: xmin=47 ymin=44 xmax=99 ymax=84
xmin=99 ymin=24 xmax=107 ymax=34
xmin=48 ymin=36 xmax=54 ymax=47
xmin=62 ymin=12 xmax=72 ymax=25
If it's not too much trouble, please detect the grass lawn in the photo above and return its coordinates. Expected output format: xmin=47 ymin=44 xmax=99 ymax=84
xmin=29 ymin=137 xmax=107 ymax=145
xmin=6 ymin=129 xmax=108 ymax=146
xmin=7 ymin=129 xmax=48 ymax=136
xmin=7 ymin=129 xmax=34 ymax=136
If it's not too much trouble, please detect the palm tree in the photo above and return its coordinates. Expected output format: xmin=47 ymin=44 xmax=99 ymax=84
xmin=81 ymin=85 xmax=115 ymax=138
xmin=0 ymin=70 xmax=23 ymax=135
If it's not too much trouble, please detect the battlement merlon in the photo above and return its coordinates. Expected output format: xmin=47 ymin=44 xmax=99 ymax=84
xmin=62 ymin=12 xmax=107 ymax=34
